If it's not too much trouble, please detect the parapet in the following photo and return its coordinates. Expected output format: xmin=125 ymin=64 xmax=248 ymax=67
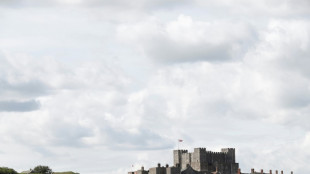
xmin=205 ymin=151 xmax=225 ymax=155
xmin=130 ymin=147 xmax=293 ymax=174
xmin=194 ymin=147 xmax=207 ymax=152
xmin=221 ymin=148 xmax=235 ymax=153
xmin=249 ymin=168 xmax=292 ymax=174
xmin=174 ymin=149 xmax=188 ymax=153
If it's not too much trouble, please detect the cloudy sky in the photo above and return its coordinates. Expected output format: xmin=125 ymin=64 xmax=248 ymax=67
xmin=0 ymin=0 xmax=310 ymax=174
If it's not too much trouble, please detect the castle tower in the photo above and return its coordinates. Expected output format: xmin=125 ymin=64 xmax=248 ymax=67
xmin=192 ymin=148 xmax=207 ymax=171
xmin=221 ymin=148 xmax=235 ymax=163
xmin=173 ymin=150 xmax=188 ymax=168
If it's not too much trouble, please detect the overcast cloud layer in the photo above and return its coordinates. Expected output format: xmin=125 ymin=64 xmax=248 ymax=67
xmin=0 ymin=0 xmax=310 ymax=174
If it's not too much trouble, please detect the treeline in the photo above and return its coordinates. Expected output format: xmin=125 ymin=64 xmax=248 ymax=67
xmin=0 ymin=167 xmax=18 ymax=174
xmin=0 ymin=166 xmax=79 ymax=174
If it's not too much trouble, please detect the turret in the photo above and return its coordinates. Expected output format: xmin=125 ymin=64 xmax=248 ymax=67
xmin=173 ymin=150 xmax=188 ymax=168
xmin=221 ymin=148 xmax=235 ymax=163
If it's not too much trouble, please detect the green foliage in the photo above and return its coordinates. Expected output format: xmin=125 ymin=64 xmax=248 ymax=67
xmin=54 ymin=172 xmax=79 ymax=174
xmin=0 ymin=167 xmax=18 ymax=174
xmin=32 ymin=165 xmax=53 ymax=174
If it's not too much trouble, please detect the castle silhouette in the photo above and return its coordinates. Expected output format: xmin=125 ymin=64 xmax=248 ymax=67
xmin=128 ymin=147 xmax=293 ymax=174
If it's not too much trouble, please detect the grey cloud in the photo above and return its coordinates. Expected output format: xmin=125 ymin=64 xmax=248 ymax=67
xmin=286 ymin=0 xmax=310 ymax=15
xmin=279 ymin=87 xmax=310 ymax=108
xmin=280 ymin=48 xmax=310 ymax=79
xmin=0 ymin=0 xmax=190 ymax=9
xmin=11 ymin=119 xmax=94 ymax=148
xmin=197 ymin=0 xmax=310 ymax=18
xmin=52 ymin=127 xmax=93 ymax=147
xmin=1 ymin=0 xmax=309 ymax=12
xmin=140 ymin=0 xmax=191 ymax=10
xmin=31 ymin=146 xmax=55 ymax=157
xmin=34 ymin=117 xmax=174 ymax=149
xmin=0 ymin=0 xmax=55 ymax=7
xmin=0 ymin=79 xmax=52 ymax=98
xmin=104 ymin=127 xmax=174 ymax=150
xmin=0 ymin=100 xmax=40 ymax=112
xmin=0 ymin=0 xmax=25 ymax=7
xmin=147 ymin=40 xmax=232 ymax=63
xmin=117 ymin=16 xmax=256 ymax=64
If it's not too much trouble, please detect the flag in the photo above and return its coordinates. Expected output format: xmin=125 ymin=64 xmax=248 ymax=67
xmin=178 ymin=139 xmax=183 ymax=142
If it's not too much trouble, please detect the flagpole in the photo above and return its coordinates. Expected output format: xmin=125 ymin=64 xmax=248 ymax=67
xmin=177 ymin=139 xmax=183 ymax=174
xmin=178 ymin=139 xmax=183 ymax=150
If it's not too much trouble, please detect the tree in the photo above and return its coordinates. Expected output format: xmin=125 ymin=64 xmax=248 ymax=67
xmin=0 ymin=167 xmax=18 ymax=174
xmin=32 ymin=165 xmax=53 ymax=174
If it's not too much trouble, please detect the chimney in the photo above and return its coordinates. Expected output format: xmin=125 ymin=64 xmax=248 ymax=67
xmin=270 ymin=170 xmax=272 ymax=174
xmin=158 ymin=163 xmax=161 ymax=167
xmin=291 ymin=172 xmax=293 ymax=174
xmin=141 ymin=166 xmax=144 ymax=171
xmin=276 ymin=170 xmax=278 ymax=174
xmin=261 ymin=169 xmax=263 ymax=174
xmin=251 ymin=168 xmax=255 ymax=174
xmin=281 ymin=171 xmax=283 ymax=174
xmin=166 ymin=164 xmax=169 ymax=168
xmin=238 ymin=168 xmax=241 ymax=174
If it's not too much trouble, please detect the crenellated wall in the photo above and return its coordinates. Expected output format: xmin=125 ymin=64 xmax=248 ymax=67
xmin=173 ymin=147 xmax=238 ymax=174
xmin=221 ymin=148 xmax=236 ymax=163
xmin=128 ymin=148 xmax=290 ymax=174
xmin=166 ymin=167 xmax=180 ymax=174
xmin=149 ymin=163 xmax=166 ymax=174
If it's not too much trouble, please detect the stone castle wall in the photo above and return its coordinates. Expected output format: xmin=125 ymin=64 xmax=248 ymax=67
xmin=131 ymin=147 xmax=240 ymax=174
xmin=128 ymin=147 xmax=291 ymax=174
xmin=174 ymin=148 xmax=238 ymax=174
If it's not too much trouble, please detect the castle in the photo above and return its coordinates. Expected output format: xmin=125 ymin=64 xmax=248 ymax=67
xmin=128 ymin=147 xmax=293 ymax=174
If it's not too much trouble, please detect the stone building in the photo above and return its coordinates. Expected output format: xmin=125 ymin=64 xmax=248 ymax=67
xmin=128 ymin=147 xmax=239 ymax=174
xmin=128 ymin=147 xmax=293 ymax=174
xmin=173 ymin=148 xmax=238 ymax=174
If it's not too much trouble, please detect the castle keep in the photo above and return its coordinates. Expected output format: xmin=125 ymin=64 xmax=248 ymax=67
xmin=174 ymin=148 xmax=238 ymax=174
xmin=128 ymin=147 xmax=293 ymax=174
xmin=129 ymin=147 xmax=239 ymax=174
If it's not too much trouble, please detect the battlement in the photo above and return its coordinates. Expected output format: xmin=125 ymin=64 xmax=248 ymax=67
xmin=221 ymin=148 xmax=235 ymax=153
xmin=194 ymin=147 xmax=206 ymax=151
xmin=180 ymin=150 xmax=188 ymax=153
xmin=173 ymin=147 xmax=237 ymax=172
xmin=239 ymin=168 xmax=294 ymax=174
xmin=174 ymin=149 xmax=188 ymax=153
xmin=129 ymin=147 xmax=291 ymax=174
xmin=176 ymin=148 xmax=234 ymax=156
xmin=205 ymin=151 xmax=225 ymax=155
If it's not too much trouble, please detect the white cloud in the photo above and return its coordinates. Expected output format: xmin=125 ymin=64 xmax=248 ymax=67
xmin=0 ymin=0 xmax=310 ymax=174
xmin=117 ymin=14 xmax=255 ymax=63
xmin=242 ymin=19 xmax=310 ymax=129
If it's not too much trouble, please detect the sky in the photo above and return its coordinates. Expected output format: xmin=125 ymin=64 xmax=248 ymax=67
xmin=0 ymin=0 xmax=310 ymax=174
